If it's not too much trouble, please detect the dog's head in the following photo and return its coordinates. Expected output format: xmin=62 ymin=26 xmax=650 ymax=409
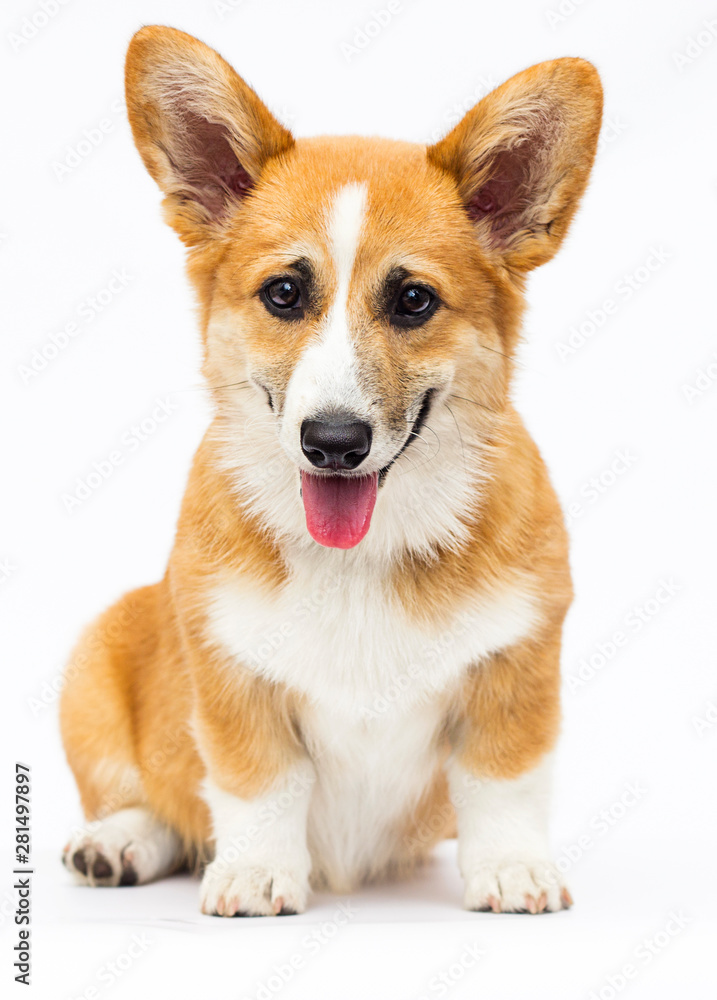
xmin=125 ymin=27 xmax=602 ymax=556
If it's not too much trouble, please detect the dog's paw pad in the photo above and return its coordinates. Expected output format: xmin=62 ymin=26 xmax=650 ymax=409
xmin=464 ymin=857 xmax=569 ymax=914
xmin=70 ymin=848 xmax=89 ymax=876
xmin=91 ymin=852 xmax=114 ymax=880
xmin=64 ymin=837 xmax=120 ymax=886
xmin=118 ymin=848 xmax=139 ymax=885
xmin=63 ymin=831 xmax=144 ymax=887
xmin=200 ymin=862 xmax=308 ymax=917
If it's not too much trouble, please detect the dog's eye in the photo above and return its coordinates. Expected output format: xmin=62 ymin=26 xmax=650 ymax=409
xmin=392 ymin=285 xmax=438 ymax=327
xmin=261 ymin=278 xmax=303 ymax=317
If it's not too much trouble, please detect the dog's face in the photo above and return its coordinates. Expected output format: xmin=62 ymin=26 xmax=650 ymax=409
xmin=126 ymin=27 xmax=602 ymax=554
xmin=205 ymin=140 xmax=505 ymax=549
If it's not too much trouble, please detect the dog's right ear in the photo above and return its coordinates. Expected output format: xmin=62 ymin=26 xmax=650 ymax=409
xmin=125 ymin=26 xmax=294 ymax=246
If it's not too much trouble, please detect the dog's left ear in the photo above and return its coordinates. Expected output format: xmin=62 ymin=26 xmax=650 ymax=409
xmin=428 ymin=58 xmax=602 ymax=273
xmin=125 ymin=25 xmax=294 ymax=246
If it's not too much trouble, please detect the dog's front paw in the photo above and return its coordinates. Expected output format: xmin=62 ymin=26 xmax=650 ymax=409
xmin=463 ymin=856 xmax=572 ymax=914
xmin=200 ymin=861 xmax=309 ymax=917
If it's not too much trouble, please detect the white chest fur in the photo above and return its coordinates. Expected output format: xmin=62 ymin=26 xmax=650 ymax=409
xmin=205 ymin=551 xmax=540 ymax=888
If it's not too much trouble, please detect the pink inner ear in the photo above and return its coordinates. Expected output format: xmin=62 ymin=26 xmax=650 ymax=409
xmin=176 ymin=109 xmax=254 ymax=219
xmin=466 ymin=135 xmax=544 ymax=243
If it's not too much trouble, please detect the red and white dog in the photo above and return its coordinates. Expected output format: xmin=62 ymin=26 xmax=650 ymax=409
xmin=61 ymin=26 xmax=602 ymax=916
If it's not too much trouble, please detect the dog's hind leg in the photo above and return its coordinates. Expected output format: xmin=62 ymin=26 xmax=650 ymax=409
xmin=60 ymin=585 xmax=184 ymax=886
xmin=63 ymin=805 xmax=181 ymax=886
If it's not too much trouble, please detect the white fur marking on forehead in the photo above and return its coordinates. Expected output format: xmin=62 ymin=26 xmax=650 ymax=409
xmin=328 ymin=182 xmax=367 ymax=289
xmin=279 ymin=184 xmax=369 ymax=440
xmin=315 ymin=182 xmax=368 ymax=408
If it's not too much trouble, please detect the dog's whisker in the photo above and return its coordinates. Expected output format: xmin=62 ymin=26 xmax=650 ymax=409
xmin=398 ymin=423 xmax=442 ymax=473
xmin=208 ymin=381 xmax=252 ymax=392
xmin=449 ymin=393 xmax=499 ymax=416
xmin=173 ymin=380 xmax=253 ymax=393
xmin=478 ymin=342 xmax=512 ymax=362
xmin=477 ymin=341 xmax=534 ymax=373
xmin=445 ymin=403 xmax=468 ymax=474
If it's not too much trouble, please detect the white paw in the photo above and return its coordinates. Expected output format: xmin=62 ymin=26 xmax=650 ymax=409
xmin=63 ymin=824 xmax=141 ymax=886
xmin=62 ymin=808 xmax=180 ymax=887
xmin=463 ymin=856 xmax=572 ymax=914
xmin=200 ymin=860 xmax=309 ymax=917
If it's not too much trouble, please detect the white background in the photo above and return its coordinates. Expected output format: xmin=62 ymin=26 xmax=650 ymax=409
xmin=2 ymin=0 xmax=716 ymax=997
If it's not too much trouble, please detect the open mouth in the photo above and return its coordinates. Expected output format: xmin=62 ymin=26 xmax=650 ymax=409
xmin=301 ymin=470 xmax=378 ymax=548
xmin=300 ymin=390 xmax=434 ymax=549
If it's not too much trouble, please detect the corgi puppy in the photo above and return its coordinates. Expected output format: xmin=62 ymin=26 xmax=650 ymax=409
xmin=60 ymin=26 xmax=602 ymax=916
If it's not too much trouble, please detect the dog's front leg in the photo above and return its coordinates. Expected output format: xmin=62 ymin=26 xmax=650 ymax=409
xmin=194 ymin=668 xmax=315 ymax=917
xmin=449 ymin=630 xmax=571 ymax=914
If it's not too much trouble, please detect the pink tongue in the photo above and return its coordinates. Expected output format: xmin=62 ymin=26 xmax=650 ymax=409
xmin=301 ymin=471 xmax=378 ymax=548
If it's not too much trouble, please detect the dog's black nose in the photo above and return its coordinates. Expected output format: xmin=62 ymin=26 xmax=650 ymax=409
xmin=301 ymin=420 xmax=372 ymax=470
